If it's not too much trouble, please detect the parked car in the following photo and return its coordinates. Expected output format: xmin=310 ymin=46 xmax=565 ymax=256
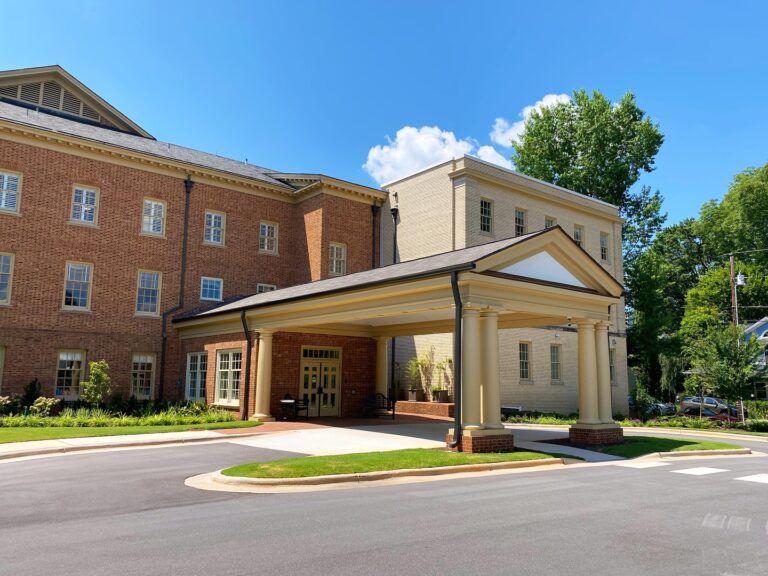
xmin=681 ymin=406 xmax=740 ymax=422
xmin=679 ymin=396 xmax=729 ymax=414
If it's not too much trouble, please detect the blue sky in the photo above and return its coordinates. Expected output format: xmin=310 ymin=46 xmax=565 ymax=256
xmin=2 ymin=0 xmax=767 ymax=224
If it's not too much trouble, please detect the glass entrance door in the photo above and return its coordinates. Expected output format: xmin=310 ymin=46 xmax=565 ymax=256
xmin=300 ymin=360 xmax=341 ymax=417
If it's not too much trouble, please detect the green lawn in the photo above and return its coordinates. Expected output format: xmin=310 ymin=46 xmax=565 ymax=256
xmin=0 ymin=421 xmax=259 ymax=444
xmin=221 ymin=448 xmax=554 ymax=478
xmin=595 ymin=436 xmax=742 ymax=459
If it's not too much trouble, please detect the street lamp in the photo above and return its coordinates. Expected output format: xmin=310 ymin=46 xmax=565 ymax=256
xmin=734 ymin=270 xmax=746 ymax=325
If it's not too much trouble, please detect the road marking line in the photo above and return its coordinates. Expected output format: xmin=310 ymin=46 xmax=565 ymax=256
xmin=735 ymin=474 xmax=768 ymax=484
xmin=616 ymin=461 xmax=670 ymax=469
xmin=671 ymin=467 xmax=729 ymax=476
xmin=726 ymin=516 xmax=752 ymax=532
xmin=702 ymin=513 xmax=727 ymax=529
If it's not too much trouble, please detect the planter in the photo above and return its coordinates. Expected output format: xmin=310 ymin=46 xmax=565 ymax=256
xmin=408 ymin=389 xmax=425 ymax=402
xmin=431 ymin=389 xmax=449 ymax=403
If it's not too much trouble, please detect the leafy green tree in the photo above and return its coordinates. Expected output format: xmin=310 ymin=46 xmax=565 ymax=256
xmin=80 ymin=360 xmax=112 ymax=406
xmin=686 ymin=324 xmax=766 ymax=403
xmin=512 ymin=89 xmax=664 ymax=208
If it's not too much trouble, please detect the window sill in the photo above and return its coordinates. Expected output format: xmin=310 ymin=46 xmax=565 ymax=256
xmin=200 ymin=298 xmax=223 ymax=303
xmin=0 ymin=209 xmax=21 ymax=218
xmin=519 ymin=379 xmax=534 ymax=385
xmin=68 ymin=220 xmax=100 ymax=229
xmin=479 ymin=231 xmax=494 ymax=237
xmin=550 ymin=380 xmax=564 ymax=386
xmin=61 ymin=307 xmax=91 ymax=314
xmin=258 ymin=250 xmax=279 ymax=257
xmin=139 ymin=231 xmax=166 ymax=240
xmin=0 ymin=302 xmax=11 ymax=308
xmin=213 ymin=402 xmax=240 ymax=410
xmin=134 ymin=312 xmax=161 ymax=319
xmin=202 ymin=241 xmax=226 ymax=249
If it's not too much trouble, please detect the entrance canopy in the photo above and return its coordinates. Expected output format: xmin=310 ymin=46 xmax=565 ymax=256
xmin=174 ymin=226 xmax=623 ymax=338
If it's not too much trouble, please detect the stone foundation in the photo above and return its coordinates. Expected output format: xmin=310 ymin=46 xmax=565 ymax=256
xmin=445 ymin=429 xmax=515 ymax=453
xmin=568 ymin=424 xmax=624 ymax=445
xmin=398 ymin=401 xmax=454 ymax=418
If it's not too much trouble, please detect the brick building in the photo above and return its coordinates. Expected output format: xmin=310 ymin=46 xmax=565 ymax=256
xmin=0 ymin=65 xmax=386 ymax=418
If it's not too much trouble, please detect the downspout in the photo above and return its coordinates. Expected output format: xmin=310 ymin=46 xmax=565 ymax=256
xmin=448 ymin=270 xmax=463 ymax=449
xmin=158 ymin=175 xmax=194 ymax=400
xmin=240 ymin=311 xmax=253 ymax=421
xmin=389 ymin=205 xmax=399 ymax=398
xmin=370 ymin=203 xmax=380 ymax=269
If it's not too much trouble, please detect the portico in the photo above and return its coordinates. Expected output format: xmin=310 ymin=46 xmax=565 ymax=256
xmin=174 ymin=226 xmax=625 ymax=451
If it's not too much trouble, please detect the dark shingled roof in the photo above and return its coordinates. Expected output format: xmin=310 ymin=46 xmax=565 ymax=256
xmin=175 ymin=230 xmax=548 ymax=322
xmin=0 ymin=101 xmax=293 ymax=190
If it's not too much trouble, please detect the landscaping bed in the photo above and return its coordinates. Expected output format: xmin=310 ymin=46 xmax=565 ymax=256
xmin=221 ymin=448 xmax=553 ymax=479
xmin=593 ymin=436 xmax=742 ymax=459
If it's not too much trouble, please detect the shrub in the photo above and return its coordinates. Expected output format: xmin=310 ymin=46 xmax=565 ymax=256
xmin=0 ymin=406 xmax=237 ymax=428
xmin=21 ymin=378 xmax=42 ymax=408
xmin=29 ymin=396 xmax=60 ymax=417
xmin=746 ymin=419 xmax=768 ymax=432
xmin=80 ymin=360 xmax=112 ymax=406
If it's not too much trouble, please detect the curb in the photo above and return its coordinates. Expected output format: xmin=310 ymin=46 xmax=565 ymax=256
xmin=657 ymin=448 xmax=752 ymax=458
xmin=0 ymin=431 xmax=267 ymax=461
xmin=212 ymin=457 xmax=564 ymax=487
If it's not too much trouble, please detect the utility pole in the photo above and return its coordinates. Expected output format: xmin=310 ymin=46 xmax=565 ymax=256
xmin=730 ymin=253 xmax=737 ymax=325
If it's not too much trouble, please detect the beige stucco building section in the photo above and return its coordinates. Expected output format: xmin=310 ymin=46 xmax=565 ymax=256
xmin=382 ymin=156 xmax=629 ymax=416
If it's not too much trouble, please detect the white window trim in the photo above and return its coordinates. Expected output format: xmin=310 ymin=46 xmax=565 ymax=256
xmin=259 ymin=221 xmax=279 ymax=255
xmin=0 ymin=252 xmax=14 ymax=306
xmin=135 ymin=269 xmax=162 ymax=317
xmin=131 ymin=352 xmax=156 ymax=400
xmin=215 ymin=349 xmax=243 ymax=407
xmin=69 ymin=184 xmax=100 ymax=227
xmin=545 ymin=216 xmax=557 ymax=229
xmin=514 ymin=208 xmax=527 ymax=237
xmin=573 ymin=224 xmax=584 ymax=247
xmin=256 ymin=283 xmax=277 ymax=294
xmin=55 ymin=349 xmax=86 ymax=400
xmin=200 ymin=276 xmax=224 ymax=302
xmin=185 ymin=351 xmax=208 ymax=401
xmin=550 ymin=343 xmax=562 ymax=383
xmin=203 ymin=210 xmax=226 ymax=246
xmin=62 ymin=261 xmax=93 ymax=312
xmin=600 ymin=232 xmax=610 ymax=262
xmin=0 ymin=345 xmax=5 ymax=394
xmin=328 ymin=242 xmax=347 ymax=277
xmin=141 ymin=198 xmax=167 ymax=238
xmin=480 ymin=197 xmax=494 ymax=235
xmin=609 ymin=348 xmax=617 ymax=386
xmin=519 ymin=341 xmax=532 ymax=383
xmin=0 ymin=169 xmax=22 ymax=216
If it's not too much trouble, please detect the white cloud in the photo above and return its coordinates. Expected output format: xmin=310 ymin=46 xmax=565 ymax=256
xmin=363 ymin=126 xmax=512 ymax=184
xmin=490 ymin=93 xmax=571 ymax=148
xmin=476 ymin=145 xmax=512 ymax=169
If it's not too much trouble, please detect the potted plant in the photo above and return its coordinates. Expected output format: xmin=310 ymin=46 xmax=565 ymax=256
xmin=430 ymin=384 xmax=449 ymax=403
xmin=406 ymin=357 xmax=424 ymax=401
xmin=436 ymin=358 xmax=454 ymax=402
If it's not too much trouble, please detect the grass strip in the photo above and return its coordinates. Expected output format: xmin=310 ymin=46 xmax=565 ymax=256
xmin=222 ymin=448 xmax=553 ymax=478
xmin=0 ymin=421 xmax=259 ymax=444
xmin=594 ymin=436 xmax=741 ymax=459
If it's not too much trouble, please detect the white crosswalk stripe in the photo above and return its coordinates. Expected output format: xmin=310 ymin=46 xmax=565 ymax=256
xmin=735 ymin=473 xmax=768 ymax=484
xmin=671 ymin=467 xmax=729 ymax=476
xmin=616 ymin=461 xmax=670 ymax=469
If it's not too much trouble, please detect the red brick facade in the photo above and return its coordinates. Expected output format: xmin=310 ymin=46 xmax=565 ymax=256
xmin=445 ymin=431 xmax=516 ymax=453
xmin=568 ymin=425 xmax=624 ymax=445
xmin=398 ymin=400 xmax=455 ymax=418
xmin=0 ymin=137 xmax=379 ymax=402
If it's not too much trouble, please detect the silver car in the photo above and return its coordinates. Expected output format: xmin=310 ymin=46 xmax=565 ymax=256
xmin=679 ymin=396 xmax=728 ymax=414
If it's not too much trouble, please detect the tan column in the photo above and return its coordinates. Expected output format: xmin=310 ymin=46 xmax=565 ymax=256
xmin=375 ymin=337 xmax=389 ymax=397
xmin=595 ymin=322 xmax=613 ymax=423
xmin=576 ymin=320 xmax=600 ymax=424
xmin=462 ymin=308 xmax=484 ymax=431
xmin=480 ymin=311 xmax=503 ymax=429
xmin=253 ymin=330 xmax=274 ymax=420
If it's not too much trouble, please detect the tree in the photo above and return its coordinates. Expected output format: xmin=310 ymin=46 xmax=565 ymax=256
xmin=686 ymin=324 xmax=766 ymax=403
xmin=512 ymin=89 xmax=664 ymax=209
xmin=80 ymin=360 xmax=112 ymax=406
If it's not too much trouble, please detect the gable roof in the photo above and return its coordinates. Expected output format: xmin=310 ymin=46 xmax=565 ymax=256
xmin=175 ymin=226 xmax=624 ymax=323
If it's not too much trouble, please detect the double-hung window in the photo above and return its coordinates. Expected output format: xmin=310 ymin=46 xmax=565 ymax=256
xmin=515 ymin=209 xmax=527 ymax=236
xmin=259 ymin=222 xmax=278 ymax=254
xmin=200 ymin=276 xmax=223 ymax=301
xmin=142 ymin=199 xmax=166 ymax=236
xmin=215 ymin=350 xmax=242 ymax=406
xmin=204 ymin=211 xmax=225 ymax=245
xmin=550 ymin=344 xmax=562 ymax=381
xmin=256 ymin=283 xmax=277 ymax=294
xmin=600 ymin=232 xmax=610 ymax=262
xmin=136 ymin=270 xmax=161 ymax=315
xmin=0 ymin=171 xmax=20 ymax=214
xmin=56 ymin=350 xmax=85 ymax=398
xmin=329 ymin=242 xmax=347 ymax=276
xmin=480 ymin=199 xmax=493 ymax=234
xmin=71 ymin=185 xmax=99 ymax=225
xmin=519 ymin=342 xmax=531 ymax=381
xmin=609 ymin=348 xmax=617 ymax=385
xmin=63 ymin=262 xmax=92 ymax=310
xmin=545 ymin=216 xmax=557 ymax=229
xmin=573 ymin=224 xmax=584 ymax=248
xmin=186 ymin=352 xmax=208 ymax=401
xmin=132 ymin=353 xmax=155 ymax=399
xmin=0 ymin=253 xmax=13 ymax=305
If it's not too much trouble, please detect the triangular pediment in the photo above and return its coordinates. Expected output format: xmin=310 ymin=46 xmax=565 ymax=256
xmin=473 ymin=227 xmax=624 ymax=297
xmin=0 ymin=65 xmax=152 ymax=138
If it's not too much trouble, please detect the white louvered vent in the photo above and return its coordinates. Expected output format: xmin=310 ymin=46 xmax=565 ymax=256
xmin=81 ymin=104 xmax=99 ymax=120
xmin=0 ymin=84 xmax=19 ymax=98
xmin=62 ymin=90 xmax=81 ymax=115
xmin=20 ymin=83 xmax=41 ymax=104
xmin=42 ymin=81 xmax=62 ymax=109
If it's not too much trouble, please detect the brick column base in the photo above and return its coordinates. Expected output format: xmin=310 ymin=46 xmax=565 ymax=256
xmin=445 ymin=429 xmax=515 ymax=453
xmin=568 ymin=424 xmax=623 ymax=446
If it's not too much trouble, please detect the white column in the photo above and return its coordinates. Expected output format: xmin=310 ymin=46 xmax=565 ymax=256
xmin=576 ymin=320 xmax=600 ymax=424
xmin=480 ymin=311 xmax=503 ymax=429
xmin=462 ymin=308 xmax=484 ymax=430
xmin=375 ymin=337 xmax=389 ymax=397
xmin=253 ymin=330 xmax=273 ymax=420
xmin=595 ymin=322 xmax=613 ymax=423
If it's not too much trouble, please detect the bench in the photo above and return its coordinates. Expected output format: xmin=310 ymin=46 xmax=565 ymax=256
xmin=362 ymin=393 xmax=396 ymax=419
xmin=280 ymin=393 xmax=309 ymax=421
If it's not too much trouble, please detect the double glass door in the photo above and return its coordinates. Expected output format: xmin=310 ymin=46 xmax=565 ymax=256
xmin=300 ymin=360 xmax=340 ymax=417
